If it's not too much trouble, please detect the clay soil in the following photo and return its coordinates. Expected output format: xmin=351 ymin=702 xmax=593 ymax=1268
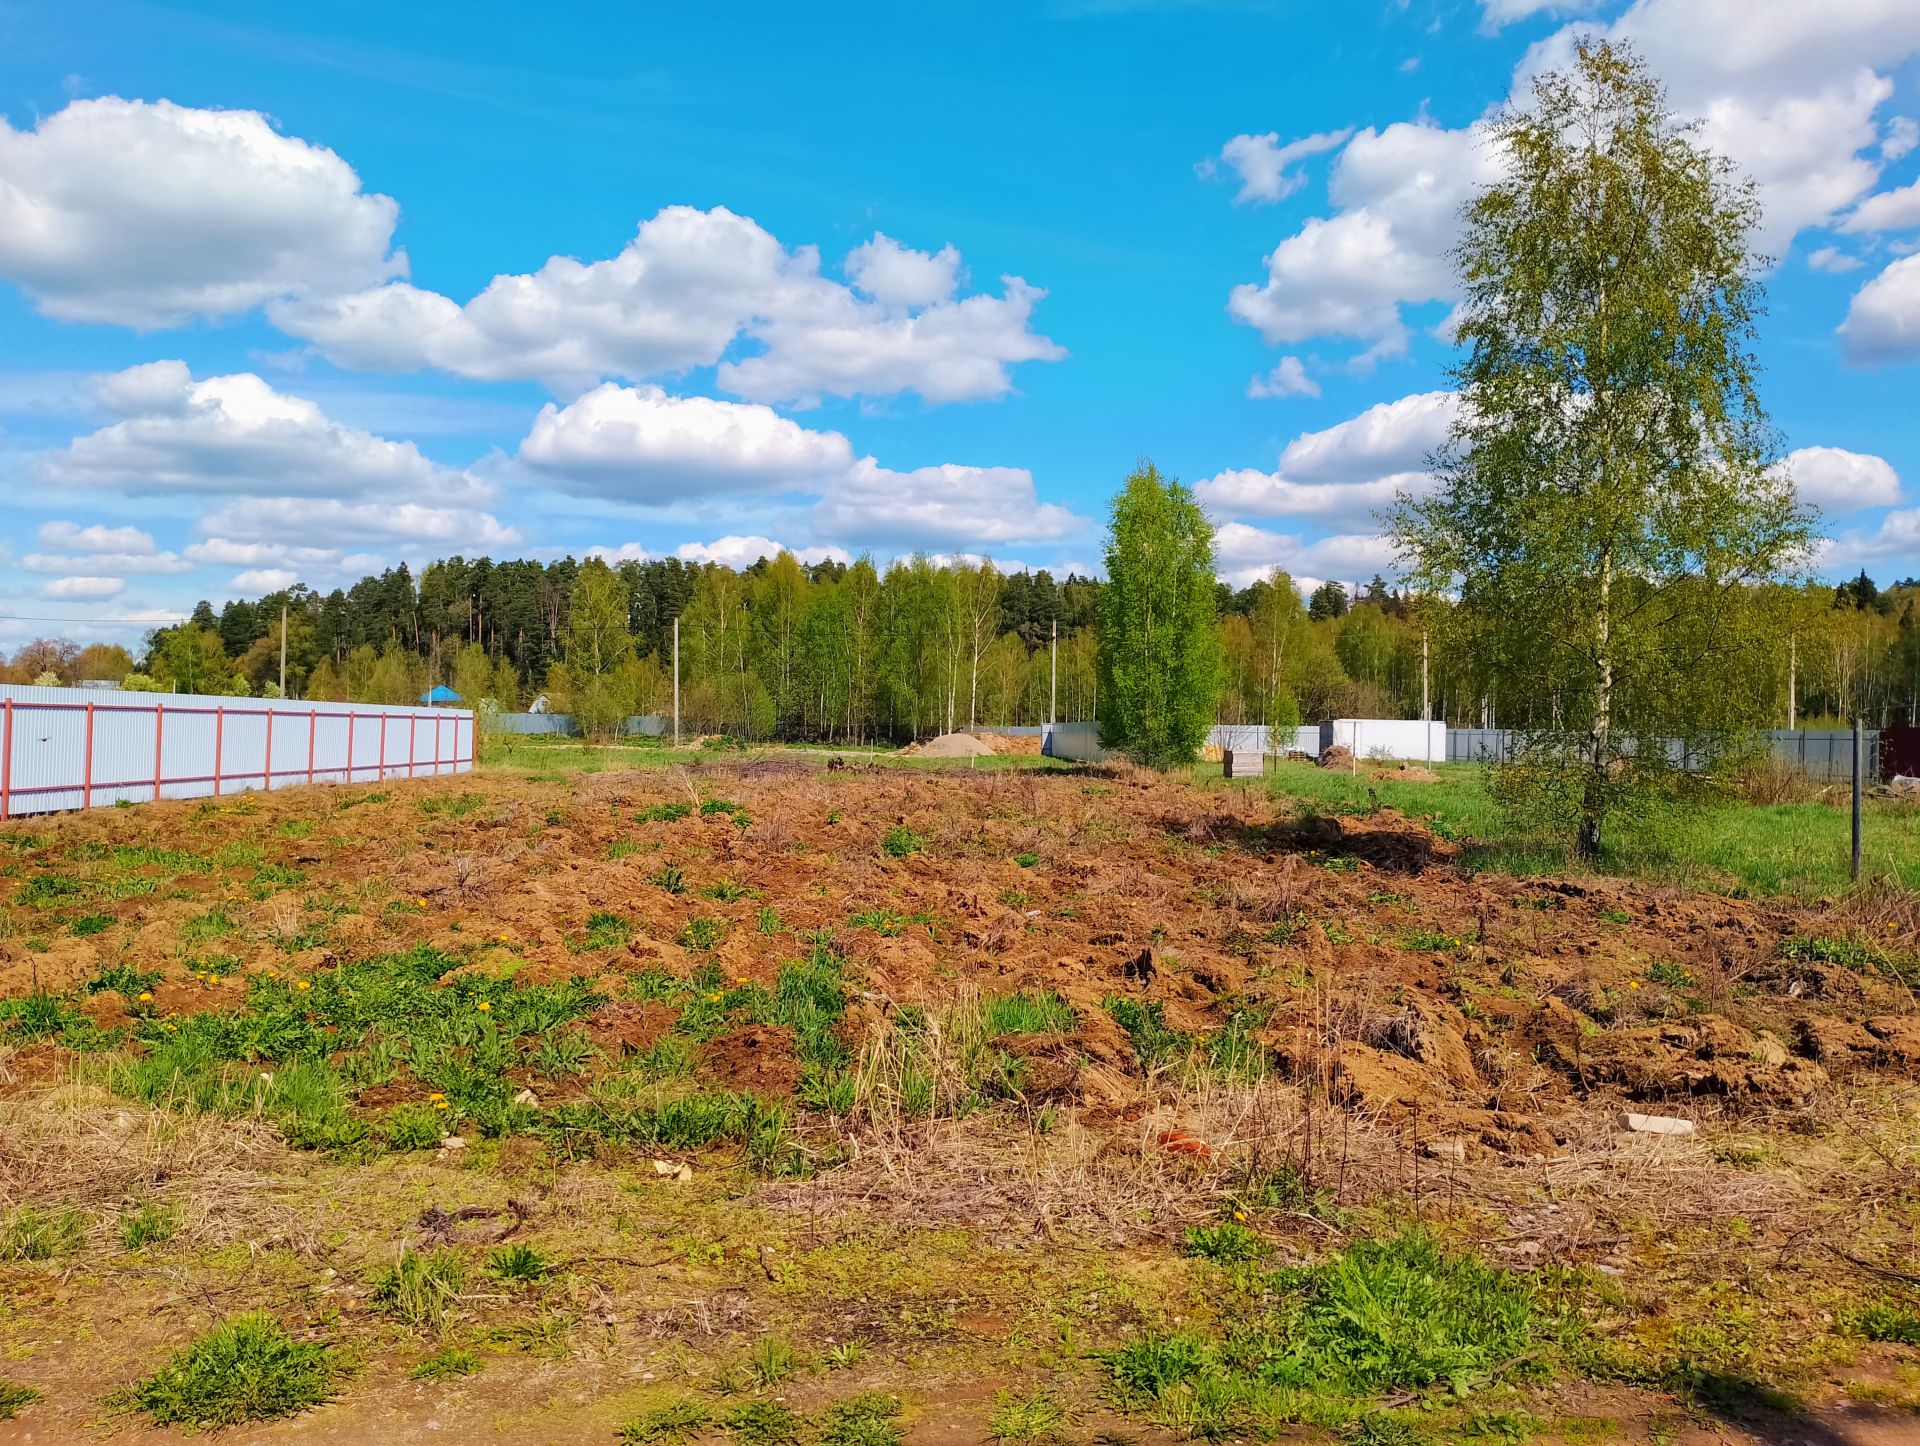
xmin=1 ymin=758 xmax=1917 ymax=1443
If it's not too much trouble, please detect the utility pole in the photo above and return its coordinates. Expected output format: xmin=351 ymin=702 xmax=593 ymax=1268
xmin=1421 ymin=628 xmax=1431 ymax=768
xmin=672 ymin=616 xmax=681 ymax=748
xmin=1049 ymin=618 xmax=1057 ymax=730
xmin=1852 ymin=716 xmax=1863 ymax=883
xmin=1788 ymin=634 xmax=1797 ymax=730
xmin=278 ymin=605 xmax=288 ymax=698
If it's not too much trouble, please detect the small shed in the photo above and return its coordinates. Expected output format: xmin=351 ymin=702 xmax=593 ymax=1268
xmin=419 ymin=685 xmax=463 ymax=706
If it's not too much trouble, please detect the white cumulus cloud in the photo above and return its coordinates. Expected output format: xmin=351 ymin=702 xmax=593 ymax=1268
xmin=271 ymin=206 xmax=1063 ymax=406
xmin=36 ymin=520 xmax=157 ymax=553
xmin=1210 ymin=128 xmax=1353 ymax=205
xmin=811 ymin=458 xmax=1086 ymax=552
xmin=0 ymin=97 xmax=400 ymax=327
xmin=36 ymin=362 xmax=487 ymax=501
xmin=518 ymin=383 xmax=854 ymax=502
xmin=1246 ymin=356 xmax=1321 ymax=399
xmin=41 ymin=575 xmax=126 ymax=600
xmin=1839 ymin=252 xmax=1920 ymax=361
xmin=674 ymin=536 xmax=850 ymax=569
xmin=1779 ymin=445 xmax=1902 ymax=511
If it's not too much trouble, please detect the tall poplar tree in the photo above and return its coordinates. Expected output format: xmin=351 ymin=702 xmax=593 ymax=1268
xmin=1097 ymin=463 xmax=1222 ymax=769
xmin=1392 ymin=41 xmax=1810 ymax=859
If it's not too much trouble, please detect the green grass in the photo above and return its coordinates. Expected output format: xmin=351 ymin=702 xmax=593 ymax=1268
xmin=0 ymin=1206 xmax=85 ymax=1261
xmin=117 ymin=1312 xmax=340 ymax=1428
xmin=486 ymin=1243 xmax=553 ymax=1283
xmin=978 ymin=991 xmax=1076 ymax=1037
xmin=1101 ymin=1231 xmax=1578 ymax=1434
xmin=819 ymin=1393 xmax=904 ymax=1446
xmin=410 ymin=1346 xmax=483 ymax=1381
xmin=619 ymin=1397 xmax=713 ymax=1443
xmin=0 ymin=1381 xmax=41 ymax=1420
xmin=1231 ymin=758 xmax=1920 ymax=898
xmin=119 ymin=1203 xmax=177 ymax=1250
xmin=988 ymin=1389 xmax=1070 ymax=1444
xmin=881 ymin=825 xmax=926 ymax=858
xmin=725 ymin=1399 xmax=806 ymax=1444
xmin=369 ymin=1247 xmax=466 ymax=1327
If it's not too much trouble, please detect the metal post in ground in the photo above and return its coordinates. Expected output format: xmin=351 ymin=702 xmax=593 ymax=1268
xmin=1852 ymin=717 xmax=1863 ymax=883
xmin=673 ymin=616 xmax=681 ymax=748
xmin=1049 ymin=617 xmax=1057 ymax=755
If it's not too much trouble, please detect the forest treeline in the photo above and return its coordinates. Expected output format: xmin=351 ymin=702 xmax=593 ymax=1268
xmin=3 ymin=552 xmax=1918 ymax=739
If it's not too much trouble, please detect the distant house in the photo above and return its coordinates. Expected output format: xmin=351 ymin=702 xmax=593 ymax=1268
xmin=527 ymin=693 xmax=551 ymax=714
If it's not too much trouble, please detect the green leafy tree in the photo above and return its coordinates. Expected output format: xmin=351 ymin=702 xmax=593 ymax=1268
xmin=560 ymin=559 xmax=636 ymax=738
xmin=1096 ymin=463 xmax=1223 ymax=769
xmin=1391 ymin=40 xmax=1811 ymax=859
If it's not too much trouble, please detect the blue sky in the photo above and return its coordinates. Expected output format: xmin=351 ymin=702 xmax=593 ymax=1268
xmin=2 ymin=0 xmax=1918 ymax=645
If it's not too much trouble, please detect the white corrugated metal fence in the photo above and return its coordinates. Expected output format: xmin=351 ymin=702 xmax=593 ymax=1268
xmin=0 ymin=683 xmax=474 ymax=819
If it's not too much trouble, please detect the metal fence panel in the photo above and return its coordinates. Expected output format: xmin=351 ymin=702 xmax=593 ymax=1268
xmin=0 ymin=684 xmax=473 ymax=819
xmin=491 ymin=714 xmax=668 ymax=736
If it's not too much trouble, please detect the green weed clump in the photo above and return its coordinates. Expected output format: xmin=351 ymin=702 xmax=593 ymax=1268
xmin=618 ymin=1396 xmax=712 ymax=1443
xmin=1105 ymin=997 xmax=1193 ymax=1069
xmin=1844 ymin=1302 xmax=1920 ymax=1345
xmin=0 ymin=1206 xmax=85 ymax=1261
xmin=979 ymin=991 xmax=1075 ymax=1038
xmin=0 ymin=1381 xmax=42 ymax=1420
xmin=410 ymin=1346 xmax=483 ymax=1381
xmin=819 ymin=1392 xmax=904 ymax=1446
xmin=988 ymin=1388 xmax=1070 ymax=1444
xmin=119 ymin=1203 xmax=177 ymax=1250
xmin=118 ymin=1312 xmax=340 ymax=1427
xmin=881 ymin=825 xmax=925 ymax=858
xmin=369 ymin=1246 xmax=466 ymax=1327
xmin=638 ymin=801 xmax=692 ymax=823
xmin=1102 ymin=1232 xmax=1576 ymax=1434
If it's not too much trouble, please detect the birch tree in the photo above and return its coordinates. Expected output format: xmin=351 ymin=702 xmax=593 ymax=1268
xmin=1391 ymin=40 xmax=1810 ymax=859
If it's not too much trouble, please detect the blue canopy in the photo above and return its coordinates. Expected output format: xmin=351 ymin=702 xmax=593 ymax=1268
xmin=419 ymin=685 xmax=462 ymax=704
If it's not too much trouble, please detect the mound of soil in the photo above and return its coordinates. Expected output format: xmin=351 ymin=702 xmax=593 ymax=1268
xmin=903 ymin=732 xmax=997 ymax=758
xmin=1317 ymin=744 xmax=1355 ymax=770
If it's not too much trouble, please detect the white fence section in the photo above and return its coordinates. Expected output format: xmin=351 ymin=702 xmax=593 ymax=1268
xmin=0 ymin=683 xmax=474 ymax=819
xmin=1320 ymin=719 xmax=1446 ymax=764
xmin=1207 ymin=724 xmax=1320 ymax=758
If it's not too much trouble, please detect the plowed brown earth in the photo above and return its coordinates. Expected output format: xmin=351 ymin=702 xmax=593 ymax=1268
xmin=1 ymin=759 xmax=1917 ymax=1443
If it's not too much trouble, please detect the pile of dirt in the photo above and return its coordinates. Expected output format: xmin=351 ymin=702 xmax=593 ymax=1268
xmin=972 ymin=732 xmax=1042 ymax=756
xmin=1317 ymin=744 xmax=1355 ymax=770
xmin=902 ymin=732 xmax=997 ymax=758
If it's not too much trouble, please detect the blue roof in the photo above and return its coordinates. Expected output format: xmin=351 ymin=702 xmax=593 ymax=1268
xmin=419 ymin=685 xmax=462 ymax=704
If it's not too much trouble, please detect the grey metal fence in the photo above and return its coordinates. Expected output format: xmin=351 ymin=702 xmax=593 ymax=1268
xmin=491 ymin=714 xmax=669 ymax=737
xmin=1446 ymin=726 xmax=1879 ymax=780
xmin=0 ymin=683 xmax=473 ymax=819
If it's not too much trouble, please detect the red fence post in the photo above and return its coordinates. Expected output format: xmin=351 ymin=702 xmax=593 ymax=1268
xmin=213 ymin=706 xmax=225 ymax=797
xmin=307 ymin=711 xmax=317 ymax=784
xmin=409 ymin=715 xmax=418 ymax=776
xmin=1 ymin=699 xmax=12 ymax=820
xmin=154 ymin=702 xmax=165 ymax=802
xmin=346 ymin=710 xmax=356 ymax=783
xmin=83 ymin=700 xmax=96 ymax=810
xmin=434 ymin=714 xmax=444 ymax=775
xmin=263 ymin=708 xmax=274 ymax=793
xmin=378 ymin=714 xmax=388 ymax=782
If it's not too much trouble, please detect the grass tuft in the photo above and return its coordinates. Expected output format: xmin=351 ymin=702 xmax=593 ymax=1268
xmin=118 ymin=1312 xmax=339 ymax=1427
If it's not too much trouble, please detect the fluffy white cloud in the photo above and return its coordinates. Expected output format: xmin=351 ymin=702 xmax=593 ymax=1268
xmin=1210 ymin=128 xmax=1352 ymax=205
xmin=232 ymin=568 xmax=299 ymax=593
xmin=1198 ymin=469 xmax=1432 ymax=527
xmin=810 ymin=458 xmax=1085 ymax=550
xmin=1246 ymin=356 xmax=1320 ymax=399
xmin=183 ymin=538 xmax=385 ymax=577
xmin=197 ymin=498 xmax=520 ymax=551
xmin=1231 ymin=2 xmax=1920 ymax=358
xmin=1819 ymin=508 xmax=1920 ymax=569
xmin=1212 ymin=521 xmax=1400 ymax=588
xmin=518 ymin=383 xmax=854 ymax=501
xmin=41 ymin=575 xmax=125 ymax=600
xmin=844 ymin=234 xmax=962 ymax=307
xmin=1479 ymin=0 xmax=1599 ymax=29
xmin=1839 ymin=252 xmax=1920 ymax=360
xmin=1886 ymin=116 xmax=1920 ymax=160
xmin=1808 ymin=246 xmax=1865 ymax=273
xmin=674 ymin=535 xmax=849 ymax=569
xmin=1779 ymin=445 xmax=1902 ymax=511
xmin=0 ymin=97 xmax=399 ymax=327
xmin=1227 ymin=122 xmax=1499 ymax=355
xmin=583 ymin=543 xmax=653 ymax=564
xmin=19 ymin=550 xmax=192 ymax=576
xmin=272 ymin=206 xmax=1063 ymax=405
xmin=36 ymin=363 xmax=484 ymax=501
xmin=36 ymin=521 xmax=157 ymax=553
xmin=1278 ymin=390 xmax=1459 ymax=481
xmin=1839 ymin=176 xmax=1920 ymax=232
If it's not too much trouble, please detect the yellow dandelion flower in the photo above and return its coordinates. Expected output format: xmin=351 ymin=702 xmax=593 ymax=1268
xmin=417 ymin=897 xmax=428 ymax=907
xmin=294 ymin=979 xmax=311 ymax=991
xmin=475 ymin=1000 xmax=491 ymax=1012
xmin=433 ymin=1099 xmax=450 ymax=1110
xmin=428 ymin=1092 xmax=446 ymax=1102
xmin=208 ymin=974 xmax=221 ymax=985
xmin=1628 ymin=980 xmax=1642 ymax=989
xmin=137 ymin=991 xmax=153 ymax=1003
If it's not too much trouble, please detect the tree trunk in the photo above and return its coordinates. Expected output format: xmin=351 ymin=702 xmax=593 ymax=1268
xmin=1580 ymin=551 xmax=1614 ymax=861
